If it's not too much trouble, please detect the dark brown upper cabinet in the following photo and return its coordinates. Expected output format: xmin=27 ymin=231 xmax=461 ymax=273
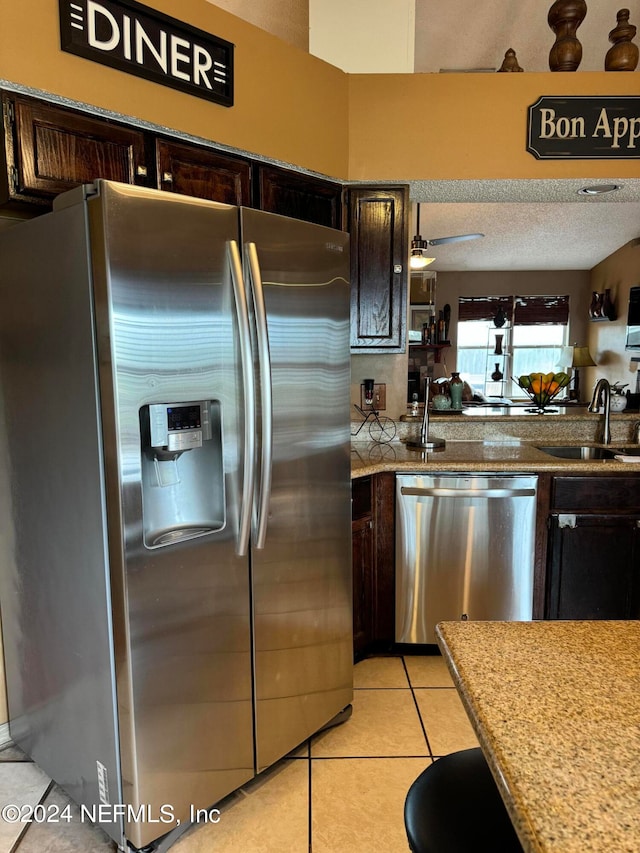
xmin=257 ymin=165 xmax=343 ymax=229
xmin=1 ymin=93 xmax=148 ymax=210
xmin=347 ymin=186 xmax=409 ymax=353
xmin=155 ymin=139 xmax=251 ymax=206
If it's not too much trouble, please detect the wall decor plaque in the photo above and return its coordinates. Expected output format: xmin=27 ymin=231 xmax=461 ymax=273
xmin=59 ymin=0 xmax=234 ymax=106
xmin=528 ymin=95 xmax=640 ymax=159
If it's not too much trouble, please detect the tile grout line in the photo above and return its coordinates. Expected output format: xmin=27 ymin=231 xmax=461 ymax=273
xmin=9 ymin=779 xmax=56 ymax=853
xmin=402 ymin=657 xmax=435 ymax=761
xmin=307 ymin=739 xmax=313 ymax=853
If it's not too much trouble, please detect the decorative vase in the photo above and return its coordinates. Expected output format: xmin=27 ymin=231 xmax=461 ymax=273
xmin=449 ymin=372 xmax=464 ymax=409
xmin=494 ymin=334 xmax=504 ymax=355
xmin=605 ymin=9 xmax=639 ymax=71
xmin=589 ymin=291 xmax=602 ymax=318
xmin=548 ymin=0 xmax=588 ymax=72
xmin=493 ymin=307 xmax=506 ymax=328
xmin=602 ymin=288 xmax=616 ymax=320
xmin=610 ymin=393 xmax=628 ymax=412
xmin=491 ymin=363 xmax=504 ymax=382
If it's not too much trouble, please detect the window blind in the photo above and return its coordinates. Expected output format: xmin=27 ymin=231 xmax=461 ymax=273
xmin=458 ymin=296 xmax=512 ymax=322
xmin=458 ymin=295 xmax=570 ymax=325
xmin=513 ymin=295 xmax=569 ymax=325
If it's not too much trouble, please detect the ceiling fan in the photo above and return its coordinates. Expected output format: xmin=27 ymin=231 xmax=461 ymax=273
xmin=410 ymin=203 xmax=484 ymax=269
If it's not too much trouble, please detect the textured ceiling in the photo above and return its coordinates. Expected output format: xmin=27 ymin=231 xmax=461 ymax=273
xmin=410 ymin=178 xmax=640 ymax=271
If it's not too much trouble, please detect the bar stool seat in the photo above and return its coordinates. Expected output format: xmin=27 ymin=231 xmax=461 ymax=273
xmin=404 ymin=747 xmax=524 ymax=852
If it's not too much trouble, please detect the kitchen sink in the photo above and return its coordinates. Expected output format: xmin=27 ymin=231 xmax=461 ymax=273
xmin=610 ymin=446 xmax=640 ymax=456
xmin=537 ymin=445 xmax=619 ymax=460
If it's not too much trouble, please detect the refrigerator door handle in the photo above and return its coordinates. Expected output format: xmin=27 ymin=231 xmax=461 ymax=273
xmin=228 ymin=239 xmax=255 ymax=557
xmin=245 ymin=241 xmax=273 ymax=550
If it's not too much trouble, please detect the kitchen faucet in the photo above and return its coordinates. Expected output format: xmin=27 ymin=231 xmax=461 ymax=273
xmin=588 ymin=378 xmax=611 ymax=445
xmin=407 ymin=377 xmax=445 ymax=451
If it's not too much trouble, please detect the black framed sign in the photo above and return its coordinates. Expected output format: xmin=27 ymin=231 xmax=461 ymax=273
xmin=527 ymin=96 xmax=640 ymax=159
xmin=59 ymin=0 xmax=234 ymax=106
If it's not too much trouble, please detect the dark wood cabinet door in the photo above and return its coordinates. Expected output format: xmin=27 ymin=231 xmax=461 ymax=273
xmin=546 ymin=514 xmax=640 ymax=619
xmin=155 ymin=140 xmax=251 ymax=205
xmin=347 ymin=186 xmax=409 ymax=353
xmin=2 ymin=94 xmax=147 ymax=207
xmin=352 ymin=476 xmax=374 ymax=660
xmin=352 ymin=516 xmax=374 ymax=661
xmin=257 ymin=165 xmax=342 ymax=228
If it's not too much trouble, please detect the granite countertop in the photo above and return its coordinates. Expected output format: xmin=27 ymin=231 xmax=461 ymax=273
xmin=350 ymin=410 xmax=640 ymax=477
xmin=350 ymin=439 xmax=640 ymax=478
xmin=435 ymin=620 xmax=640 ymax=853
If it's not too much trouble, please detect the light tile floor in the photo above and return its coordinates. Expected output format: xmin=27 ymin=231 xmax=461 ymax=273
xmin=1 ymin=655 xmax=478 ymax=853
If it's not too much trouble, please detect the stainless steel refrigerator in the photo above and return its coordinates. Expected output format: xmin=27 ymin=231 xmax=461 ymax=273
xmin=0 ymin=180 xmax=353 ymax=850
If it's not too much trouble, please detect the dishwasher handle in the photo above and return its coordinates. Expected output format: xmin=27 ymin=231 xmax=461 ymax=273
xmin=400 ymin=486 xmax=537 ymax=499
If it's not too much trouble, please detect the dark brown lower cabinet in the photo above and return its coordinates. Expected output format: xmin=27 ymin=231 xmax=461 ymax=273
xmin=351 ymin=473 xmax=396 ymax=660
xmin=352 ymin=514 xmax=374 ymax=660
xmin=546 ymin=514 xmax=640 ymax=619
xmin=352 ymin=476 xmax=374 ymax=660
xmin=545 ymin=476 xmax=640 ymax=620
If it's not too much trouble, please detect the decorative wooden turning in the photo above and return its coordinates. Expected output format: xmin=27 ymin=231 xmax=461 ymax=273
xmin=497 ymin=48 xmax=524 ymax=72
xmin=605 ymin=9 xmax=639 ymax=71
xmin=548 ymin=0 xmax=588 ymax=71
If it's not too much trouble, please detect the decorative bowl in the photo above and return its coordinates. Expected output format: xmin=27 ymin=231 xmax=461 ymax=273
xmin=514 ymin=372 xmax=570 ymax=413
xmin=432 ymin=393 xmax=452 ymax=410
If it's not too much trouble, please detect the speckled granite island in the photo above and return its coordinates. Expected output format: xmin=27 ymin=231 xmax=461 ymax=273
xmin=436 ymin=620 xmax=640 ymax=853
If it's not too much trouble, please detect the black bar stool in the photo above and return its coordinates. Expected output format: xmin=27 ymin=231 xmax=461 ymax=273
xmin=404 ymin=747 xmax=524 ymax=852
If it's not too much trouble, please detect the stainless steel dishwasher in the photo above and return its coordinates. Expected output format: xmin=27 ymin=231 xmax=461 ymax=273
xmin=396 ymin=473 xmax=538 ymax=644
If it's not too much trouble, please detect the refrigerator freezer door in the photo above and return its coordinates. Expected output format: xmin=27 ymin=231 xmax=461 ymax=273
xmin=87 ymin=183 xmax=254 ymax=847
xmin=240 ymin=208 xmax=353 ymax=771
xmin=0 ymin=196 xmax=125 ymax=849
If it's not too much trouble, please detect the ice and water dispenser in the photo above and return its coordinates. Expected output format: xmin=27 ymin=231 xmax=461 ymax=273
xmin=139 ymin=401 xmax=225 ymax=547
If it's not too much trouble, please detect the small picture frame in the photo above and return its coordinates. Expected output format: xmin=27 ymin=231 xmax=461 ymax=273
xmin=410 ymin=304 xmax=433 ymax=334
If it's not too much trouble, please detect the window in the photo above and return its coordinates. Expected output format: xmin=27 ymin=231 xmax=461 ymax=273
xmin=457 ymin=296 xmax=569 ymax=397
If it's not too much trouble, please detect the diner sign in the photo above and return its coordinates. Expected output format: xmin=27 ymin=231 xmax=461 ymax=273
xmin=527 ymin=96 xmax=640 ymax=159
xmin=59 ymin=0 xmax=234 ymax=106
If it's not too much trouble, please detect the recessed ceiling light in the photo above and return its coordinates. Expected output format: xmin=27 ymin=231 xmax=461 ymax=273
xmin=577 ymin=184 xmax=622 ymax=196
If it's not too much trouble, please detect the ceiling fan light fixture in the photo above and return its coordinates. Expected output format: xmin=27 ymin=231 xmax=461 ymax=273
xmin=410 ymin=248 xmax=436 ymax=269
xmin=577 ymin=184 xmax=622 ymax=196
xmin=410 ymin=204 xmax=436 ymax=269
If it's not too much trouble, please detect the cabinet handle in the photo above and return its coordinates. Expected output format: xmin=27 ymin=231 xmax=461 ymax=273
xmin=162 ymin=172 xmax=173 ymax=183
xmin=136 ymin=165 xmax=148 ymax=177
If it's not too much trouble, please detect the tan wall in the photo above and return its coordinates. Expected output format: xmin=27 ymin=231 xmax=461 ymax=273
xmin=587 ymin=239 xmax=640 ymax=394
xmin=209 ymin=0 xmax=309 ymax=51
xmin=0 ymin=0 xmax=349 ymax=179
xmin=348 ymin=72 xmax=640 ymax=181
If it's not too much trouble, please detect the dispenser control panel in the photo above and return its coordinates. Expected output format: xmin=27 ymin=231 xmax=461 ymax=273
xmin=149 ymin=401 xmax=212 ymax=452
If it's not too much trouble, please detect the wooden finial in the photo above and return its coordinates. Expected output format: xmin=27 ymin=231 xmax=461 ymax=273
xmin=548 ymin=0 xmax=588 ymax=71
xmin=497 ymin=48 xmax=524 ymax=72
xmin=605 ymin=9 xmax=639 ymax=71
